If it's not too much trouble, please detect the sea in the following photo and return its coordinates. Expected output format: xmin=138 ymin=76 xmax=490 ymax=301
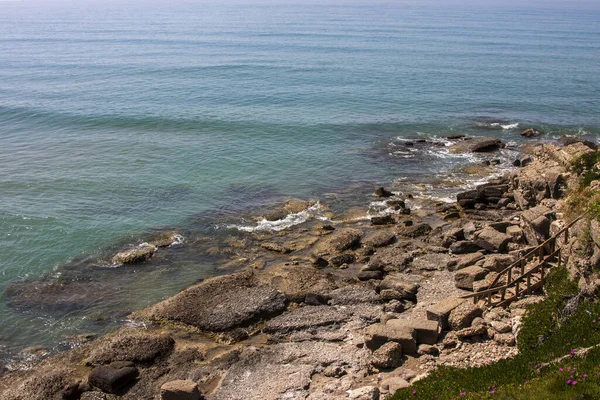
xmin=0 ymin=0 xmax=599 ymax=362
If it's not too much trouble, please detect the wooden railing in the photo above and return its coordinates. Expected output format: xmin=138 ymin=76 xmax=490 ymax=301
xmin=461 ymin=214 xmax=586 ymax=308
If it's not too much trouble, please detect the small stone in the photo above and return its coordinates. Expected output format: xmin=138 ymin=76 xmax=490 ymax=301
xmin=323 ymin=364 xmax=345 ymax=378
xmin=417 ymin=344 xmax=439 ymax=356
xmin=375 ymin=187 xmax=394 ymax=198
xmin=160 ymin=380 xmax=201 ymax=400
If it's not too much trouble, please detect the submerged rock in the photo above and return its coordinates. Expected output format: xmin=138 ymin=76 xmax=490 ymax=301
xmin=112 ymin=244 xmax=156 ymax=264
xmin=449 ymin=137 xmax=503 ymax=154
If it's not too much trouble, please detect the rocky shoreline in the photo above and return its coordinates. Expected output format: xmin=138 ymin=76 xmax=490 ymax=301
xmin=0 ymin=137 xmax=596 ymax=400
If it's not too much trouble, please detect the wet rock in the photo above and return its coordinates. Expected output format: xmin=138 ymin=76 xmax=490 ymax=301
xmin=374 ymin=187 xmax=394 ymax=198
xmin=371 ymin=215 xmax=395 ymax=226
xmin=449 ymin=241 xmax=482 ymax=254
xmin=520 ymin=128 xmax=543 ymax=137
xmin=88 ymin=363 xmax=138 ymax=394
xmin=398 ymin=223 xmax=432 ymax=238
xmin=455 ymin=266 xmax=488 ymax=291
xmin=328 ymin=285 xmax=380 ymax=305
xmin=363 ymin=231 xmax=396 ymax=248
xmin=137 ymin=271 xmax=287 ymax=331
xmin=112 ymin=244 xmax=156 ymax=264
xmin=86 ymin=332 xmax=175 ymax=365
xmin=474 ymin=227 xmax=511 ymax=253
xmin=448 ymin=302 xmax=483 ymax=331
xmin=160 ymin=380 xmax=201 ymax=400
xmin=260 ymin=242 xmax=292 ymax=254
xmin=265 ymin=306 xmax=349 ymax=333
xmin=426 ymin=296 xmax=465 ymax=330
xmin=449 ymin=137 xmax=503 ymax=154
xmin=371 ymin=342 xmax=402 ymax=369
xmin=348 ymin=386 xmax=380 ymax=400
xmin=368 ymin=248 xmax=413 ymax=272
xmin=149 ymin=231 xmax=182 ymax=248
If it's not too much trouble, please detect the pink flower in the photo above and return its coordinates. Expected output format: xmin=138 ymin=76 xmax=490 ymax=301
xmin=490 ymin=390 xmax=495 ymax=394
xmin=572 ymin=381 xmax=578 ymax=386
xmin=570 ymin=349 xmax=577 ymax=355
xmin=460 ymin=392 xmax=466 ymax=397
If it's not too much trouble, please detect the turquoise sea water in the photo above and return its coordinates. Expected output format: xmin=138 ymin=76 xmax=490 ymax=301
xmin=0 ymin=1 xmax=599 ymax=356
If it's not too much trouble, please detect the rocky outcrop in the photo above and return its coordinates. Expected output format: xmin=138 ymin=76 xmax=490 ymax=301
xmin=449 ymin=137 xmax=503 ymax=154
xmin=112 ymin=244 xmax=156 ymax=264
xmin=86 ymin=332 xmax=175 ymax=365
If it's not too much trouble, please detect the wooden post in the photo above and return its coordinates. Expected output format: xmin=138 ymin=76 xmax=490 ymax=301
xmin=507 ymin=269 xmax=512 ymax=285
xmin=488 ymin=291 xmax=492 ymax=306
xmin=527 ymin=275 xmax=531 ymax=294
xmin=520 ymin=258 xmax=525 ymax=275
xmin=501 ymin=288 xmax=506 ymax=301
xmin=540 ymin=264 xmax=545 ymax=284
xmin=515 ymin=281 xmax=520 ymax=299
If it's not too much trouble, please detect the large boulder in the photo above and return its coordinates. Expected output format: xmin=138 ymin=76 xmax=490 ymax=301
xmin=448 ymin=302 xmax=483 ymax=330
xmin=449 ymin=137 xmax=503 ymax=154
xmin=367 ymin=248 xmax=413 ymax=272
xmin=136 ymin=272 xmax=287 ymax=331
xmin=386 ymin=319 xmax=439 ymax=345
xmin=364 ymin=324 xmax=417 ymax=355
xmin=88 ymin=363 xmax=138 ymax=394
xmin=86 ymin=332 xmax=175 ymax=365
xmin=257 ymin=264 xmax=337 ymax=302
xmin=379 ymin=275 xmax=419 ymax=300
xmin=371 ymin=342 xmax=402 ymax=369
xmin=427 ymin=297 xmax=465 ymax=330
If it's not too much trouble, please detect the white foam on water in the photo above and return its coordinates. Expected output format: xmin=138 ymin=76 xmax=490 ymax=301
xmin=227 ymin=202 xmax=326 ymax=233
xmin=168 ymin=234 xmax=185 ymax=247
xmin=501 ymin=123 xmax=519 ymax=130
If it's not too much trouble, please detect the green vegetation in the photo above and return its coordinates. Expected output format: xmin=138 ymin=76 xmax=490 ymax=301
xmin=571 ymin=151 xmax=600 ymax=188
xmin=389 ymin=268 xmax=600 ymax=400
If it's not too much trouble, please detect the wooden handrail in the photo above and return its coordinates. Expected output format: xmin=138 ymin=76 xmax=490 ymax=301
xmin=459 ymin=213 xmax=587 ymax=307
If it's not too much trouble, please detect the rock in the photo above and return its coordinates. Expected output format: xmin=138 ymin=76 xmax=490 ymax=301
xmin=448 ymin=302 xmax=483 ymax=331
xmin=454 ymin=252 xmax=485 ymax=271
xmin=398 ymin=223 xmax=432 ymax=238
xmin=379 ymin=275 xmax=419 ymax=300
xmin=371 ymin=342 xmax=403 ymax=369
xmin=320 ymin=228 xmax=363 ymax=253
xmin=411 ymin=253 xmax=455 ymax=271
xmin=260 ymin=242 xmax=292 ymax=254
xmin=506 ymin=225 xmax=524 ymax=243
xmin=455 ymin=325 xmax=488 ymax=339
xmin=371 ymin=215 xmax=395 ymax=226
xmin=363 ymin=231 xmax=396 ymax=248
xmin=520 ymin=128 xmax=542 ymax=137
xmin=494 ymin=333 xmax=516 ymax=346
xmin=449 ymin=241 xmax=482 ymax=254
xmin=449 ymin=137 xmax=503 ymax=154
xmin=88 ymin=364 xmax=138 ymax=394
xmin=328 ymin=285 xmax=380 ymax=305
xmin=418 ymin=344 xmax=439 ymax=356
xmin=160 ymin=380 xmax=201 ymax=400
xmin=136 ymin=271 xmax=287 ymax=331
xmin=374 ymin=187 xmax=394 ymax=198
xmin=474 ymin=227 xmax=511 ymax=253
xmin=455 ymin=266 xmax=488 ymax=291
xmin=364 ymin=324 xmax=417 ymax=355
xmin=112 ymin=244 xmax=156 ymax=264
xmin=323 ymin=364 xmax=345 ymax=378
xmin=329 ymin=253 xmax=356 ymax=268
xmin=513 ymin=155 xmax=533 ymax=167
xmin=86 ymin=332 xmax=175 ymax=365
xmin=264 ymin=306 xmax=349 ymax=333
xmin=426 ymin=297 xmax=465 ymax=330
xmin=149 ymin=232 xmax=182 ymax=248
xmin=380 ymin=377 xmax=410 ymax=393
xmin=258 ymin=264 xmax=337 ymax=302
xmin=482 ymin=254 xmax=515 ymax=272
xmin=305 ymin=292 xmax=330 ymax=306
xmin=348 ymin=386 xmax=380 ymax=400
xmin=490 ymin=321 xmax=512 ymax=334
xmin=81 ymin=392 xmax=114 ymax=400
xmin=368 ymin=248 xmax=413 ymax=272
xmin=358 ymin=270 xmax=384 ymax=281
xmin=442 ymin=227 xmax=465 ymax=248
xmin=387 ymin=319 xmax=439 ymax=345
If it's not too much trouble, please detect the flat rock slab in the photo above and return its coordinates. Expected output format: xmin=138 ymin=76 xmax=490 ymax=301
xmin=137 ymin=272 xmax=288 ymax=331
xmin=455 ymin=266 xmax=488 ymax=291
xmin=328 ymin=285 xmax=380 ymax=305
xmin=426 ymin=296 xmax=465 ymax=330
xmin=364 ymin=324 xmax=417 ymax=355
xmin=368 ymin=248 xmax=413 ymax=272
xmin=161 ymin=380 xmax=201 ymax=400
xmin=258 ymin=264 xmax=337 ymax=302
xmin=449 ymin=137 xmax=503 ymax=154
xmin=86 ymin=332 xmax=175 ymax=365
xmin=386 ymin=319 xmax=439 ymax=345
xmin=264 ymin=306 xmax=349 ymax=333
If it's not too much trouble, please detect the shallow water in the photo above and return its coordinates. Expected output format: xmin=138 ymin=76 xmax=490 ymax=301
xmin=0 ymin=1 xmax=599 ymax=355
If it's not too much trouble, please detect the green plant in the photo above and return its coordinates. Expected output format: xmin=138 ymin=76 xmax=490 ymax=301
xmin=571 ymin=151 xmax=600 ymax=188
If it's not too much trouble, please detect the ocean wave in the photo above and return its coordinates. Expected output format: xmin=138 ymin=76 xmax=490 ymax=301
xmin=226 ymin=202 xmax=326 ymax=233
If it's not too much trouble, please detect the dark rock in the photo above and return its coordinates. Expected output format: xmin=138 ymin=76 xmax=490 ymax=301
xmin=311 ymin=256 xmax=329 ymax=268
xmin=446 ymin=134 xmax=466 ymax=140
xmin=329 ymin=253 xmax=356 ymax=268
xmin=305 ymin=292 xmax=330 ymax=306
xmin=88 ymin=365 xmax=138 ymax=394
xmin=264 ymin=306 xmax=349 ymax=333
xmin=149 ymin=231 xmax=182 ymax=248
xmin=513 ymin=155 xmax=532 ymax=167
xmin=137 ymin=271 xmax=288 ymax=331
xmin=398 ymin=223 xmax=432 ymax=238
xmin=559 ymin=136 xmax=598 ymax=149
xmin=86 ymin=332 xmax=175 ymax=365
xmin=387 ymin=199 xmax=406 ymax=209
xmin=520 ymin=128 xmax=542 ymax=137
xmin=371 ymin=215 xmax=395 ymax=226
xmin=449 ymin=241 xmax=482 ymax=254
xmin=357 ymin=271 xmax=384 ymax=281
xmin=374 ymin=187 xmax=394 ymax=198
xmin=449 ymin=137 xmax=503 ymax=154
